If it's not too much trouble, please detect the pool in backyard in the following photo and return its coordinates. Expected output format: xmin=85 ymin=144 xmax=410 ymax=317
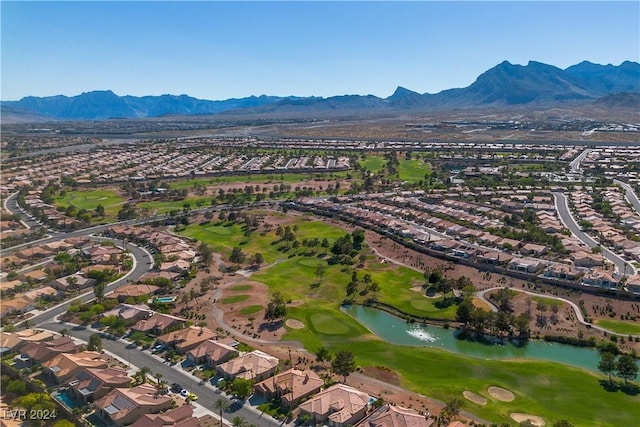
xmin=52 ymin=390 xmax=80 ymax=409
xmin=152 ymin=296 xmax=178 ymax=303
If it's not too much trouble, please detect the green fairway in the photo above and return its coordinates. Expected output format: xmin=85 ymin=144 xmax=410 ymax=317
xmin=55 ymin=189 xmax=124 ymax=216
xmin=179 ymin=216 xmax=346 ymax=264
xmin=229 ymin=284 xmax=252 ymax=292
xmin=181 ymin=211 xmax=638 ymax=425
xmin=239 ymin=305 xmax=263 ymax=316
xmin=220 ymin=295 xmax=249 ymax=304
xmin=359 ymin=155 xmax=386 ymax=173
xmin=169 ymin=172 xmax=349 ymax=190
xmin=399 ymin=159 xmax=432 ymax=183
xmin=138 ymin=197 xmax=211 ymax=215
xmin=595 ymin=318 xmax=640 ymax=335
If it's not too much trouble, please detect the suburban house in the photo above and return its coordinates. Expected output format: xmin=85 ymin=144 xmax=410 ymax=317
xmin=358 ymin=404 xmax=433 ymax=427
xmin=107 ymin=284 xmax=160 ymax=303
xmin=216 ymin=350 xmax=279 ymax=382
xmin=582 ymin=269 xmax=621 ymax=290
xmin=157 ymin=326 xmax=217 ymax=353
xmin=43 ymin=351 xmax=108 ymax=383
xmin=104 ymin=304 xmax=153 ymax=323
xmin=15 ymin=336 xmax=79 ymax=367
xmin=0 ymin=296 xmax=33 ymax=318
xmin=68 ymin=366 xmax=132 ymax=404
xmin=185 ymin=339 xmax=238 ymax=367
xmin=571 ymin=251 xmax=605 ymax=268
xmin=519 ymin=243 xmax=547 ymax=256
xmin=542 ymin=264 xmax=583 ymax=281
xmin=0 ymin=329 xmax=54 ymax=355
xmin=129 ymin=404 xmax=201 ymax=427
xmin=507 ymin=257 xmax=544 ymax=273
xmin=625 ymin=275 xmax=640 ymax=294
xmin=52 ymin=273 xmax=96 ymax=292
xmin=131 ymin=313 xmax=186 ymax=336
xmin=254 ymin=368 xmax=324 ymax=409
xmin=94 ymin=383 xmax=173 ymax=426
xmin=298 ymin=383 xmax=370 ymax=427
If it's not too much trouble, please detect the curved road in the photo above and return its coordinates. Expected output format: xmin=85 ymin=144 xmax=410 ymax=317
xmin=614 ymin=179 xmax=640 ymax=215
xmin=553 ymin=192 xmax=636 ymax=276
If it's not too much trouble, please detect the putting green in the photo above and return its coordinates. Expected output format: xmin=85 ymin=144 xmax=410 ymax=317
xmin=239 ymin=305 xmax=263 ymax=315
xmin=310 ymin=313 xmax=350 ymax=335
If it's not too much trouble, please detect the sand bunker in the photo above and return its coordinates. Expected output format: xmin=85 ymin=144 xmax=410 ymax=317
xmin=463 ymin=391 xmax=487 ymax=405
xmin=488 ymin=386 xmax=515 ymax=402
xmin=511 ymin=413 xmax=545 ymax=426
xmin=285 ymin=319 xmax=305 ymax=329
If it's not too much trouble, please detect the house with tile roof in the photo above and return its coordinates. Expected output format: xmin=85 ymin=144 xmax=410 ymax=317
xmin=298 ymin=383 xmax=370 ymax=427
xmin=68 ymin=366 xmax=131 ymax=404
xmin=157 ymin=326 xmax=217 ymax=353
xmin=131 ymin=312 xmax=186 ymax=336
xmin=130 ymin=404 xmax=201 ymax=427
xmin=216 ymin=350 xmax=279 ymax=382
xmin=254 ymin=368 xmax=324 ymax=409
xmin=94 ymin=383 xmax=173 ymax=426
xmin=357 ymin=404 xmax=433 ymax=427
xmin=185 ymin=339 xmax=237 ymax=367
xmin=43 ymin=351 xmax=107 ymax=383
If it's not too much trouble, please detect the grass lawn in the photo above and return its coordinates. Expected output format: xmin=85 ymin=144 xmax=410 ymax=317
xmin=182 ymin=211 xmax=637 ymax=425
xmin=398 ymin=159 xmax=432 ymax=183
xmin=179 ymin=216 xmax=347 ymax=264
xmin=169 ymin=172 xmax=350 ymax=190
xmin=594 ymin=319 xmax=640 ymax=335
xmin=238 ymin=305 xmax=263 ymax=316
xmin=229 ymin=284 xmax=253 ymax=292
xmin=531 ymin=296 xmax=563 ymax=307
xmin=359 ymin=155 xmax=386 ymax=173
xmin=220 ymin=295 xmax=249 ymax=304
xmin=55 ymin=189 xmax=124 ymax=216
xmin=138 ymin=197 xmax=211 ymax=215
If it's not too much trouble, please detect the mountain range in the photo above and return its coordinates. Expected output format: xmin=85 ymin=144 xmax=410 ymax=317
xmin=2 ymin=60 xmax=638 ymax=121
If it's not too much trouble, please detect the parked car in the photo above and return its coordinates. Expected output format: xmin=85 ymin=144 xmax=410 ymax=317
xmin=180 ymin=389 xmax=189 ymax=397
xmin=171 ymin=383 xmax=183 ymax=393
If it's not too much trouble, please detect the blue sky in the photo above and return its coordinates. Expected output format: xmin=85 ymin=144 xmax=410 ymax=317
xmin=2 ymin=1 xmax=638 ymax=101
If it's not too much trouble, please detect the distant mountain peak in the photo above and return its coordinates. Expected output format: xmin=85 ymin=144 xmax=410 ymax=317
xmin=389 ymin=86 xmax=420 ymax=99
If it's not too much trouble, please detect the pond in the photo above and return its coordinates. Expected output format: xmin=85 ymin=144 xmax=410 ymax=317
xmin=343 ymin=305 xmax=615 ymax=374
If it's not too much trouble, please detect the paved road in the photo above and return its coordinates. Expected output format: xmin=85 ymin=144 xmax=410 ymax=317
xmin=553 ymin=192 xmax=636 ymax=276
xmin=614 ymin=179 xmax=640 ymax=215
xmin=38 ymin=321 xmax=287 ymax=427
xmin=569 ymin=148 xmax=591 ymax=173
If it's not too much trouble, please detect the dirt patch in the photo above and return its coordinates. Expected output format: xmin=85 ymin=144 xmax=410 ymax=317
xmin=463 ymin=390 xmax=487 ymax=405
xmin=488 ymin=386 xmax=515 ymax=402
xmin=286 ymin=319 xmax=305 ymax=329
xmin=289 ymin=299 xmax=305 ymax=307
xmin=360 ymin=366 xmax=402 ymax=386
xmin=511 ymin=413 xmax=546 ymax=426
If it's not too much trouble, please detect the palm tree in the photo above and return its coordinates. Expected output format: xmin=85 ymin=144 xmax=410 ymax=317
xmin=214 ymin=398 xmax=229 ymax=427
xmin=134 ymin=366 xmax=151 ymax=385
xmin=231 ymin=416 xmax=247 ymax=427
xmin=153 ymin=372 xmax=164 ymax=394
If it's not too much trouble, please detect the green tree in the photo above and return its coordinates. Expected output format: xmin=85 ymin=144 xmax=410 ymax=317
xmin=230 ymin=247 xmax=246 ymax=264
xmin=87 ymin=333 xmax=102 ymax=351
xmin=214 ymin=398 xmax=229 ymax=427
xmin=616 ymin=354 xmax=639 ymax=384
xmin=315 ymin=346 xmax=332 ymax=363
xmin=455 ymin=299 xmax=474 ymax=326
xmin=552 ymin=421 xmax=575 ymax=427
xmin=442 ymin=397 xmax=463 ymax=421
xmin=231 ymin=416 xmax=247 ymax=427
xmin=331 ymin=350 xmax=356 ymax=382
xmin=6 ymin=379 xmax=26 ymax=395
xmin=351 ymin=229 xmax=365 ymax=250
xmin=598 ymin=352 xmax=617 ymax=384
xmin=232 ymin=378 xmax=253 ymax=400
xmin=264 ymin=292 xmax=287 ymax=321
xmin=94 ymin=282 xmax=106 ymax=300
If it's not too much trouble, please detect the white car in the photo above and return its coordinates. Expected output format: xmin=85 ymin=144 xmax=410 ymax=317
xmin=180 ymin=389 xmax=189 ymax=397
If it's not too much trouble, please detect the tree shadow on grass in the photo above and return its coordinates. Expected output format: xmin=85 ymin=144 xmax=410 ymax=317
xmin=599 ymin=379 xmax=640 ymax=395
xmin=258 ymin=320 xmax=283 ymax=333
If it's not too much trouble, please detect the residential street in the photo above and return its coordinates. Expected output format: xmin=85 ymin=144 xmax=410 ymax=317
xmin=614 ymin=179 xmax=640 ymax=215
xmin=39 ymin=321 xmax=287 ymax=427
xmin=553 ymin=192 xmax=637 ymax=276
